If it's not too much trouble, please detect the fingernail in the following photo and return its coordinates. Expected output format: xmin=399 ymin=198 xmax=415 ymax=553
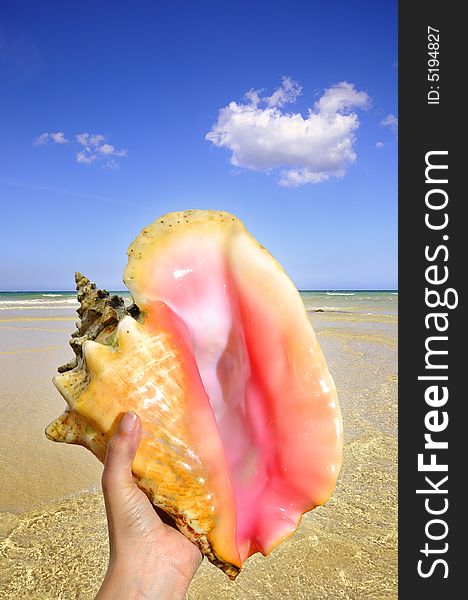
xmin=120 ymin=411 xmax=137 ymax=433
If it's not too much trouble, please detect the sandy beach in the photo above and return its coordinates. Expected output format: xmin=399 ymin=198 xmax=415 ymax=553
xmin=0 ymin=293 xmax=397 ymax=599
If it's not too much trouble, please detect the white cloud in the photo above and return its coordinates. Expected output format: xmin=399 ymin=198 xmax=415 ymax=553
xmin=98 ymin=143 xmax=127 ymax=157
xmin=75 ymin=132 xmax=128 ymax=167
xmin=34 ymin=131 xmax=68 ymax=145
xmin=34 ymin=129 xmax=127 ymax=168
xmin=264 ymin=76 xmax=302 ymax=107
xmin=206 ymin=78 xmax=369 ymax=186
xmin=381 ymin=114 xmax=398 ymax=131
xmin=376 ymin=141 xmax=384 ymax=148
xmin=103 ymin=158 xmax=119 ymax=170
xmin=314 ymin=82 xmax=369 ymax=115
xmin=76 ymin=151 xmax=96 ymax=164
xmin=244 ymin=89 xmax=263 ymax=106
xmin=34 ymin=133 xmax=49 ymax=146
xmin=76 ymin=133 xmax=106 ymax=147
xmin=98 ymin=143 xmax=116 ymax=155
xmin=50 ymin=131 xmax=68 ymax=144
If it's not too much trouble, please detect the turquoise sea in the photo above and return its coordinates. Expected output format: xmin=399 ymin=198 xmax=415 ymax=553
xmin=0 ymin=290 xmax=398 ymax=316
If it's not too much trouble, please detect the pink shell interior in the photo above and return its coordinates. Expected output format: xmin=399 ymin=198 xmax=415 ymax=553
xmin=126 ymin=225 xmax=343 ymax=563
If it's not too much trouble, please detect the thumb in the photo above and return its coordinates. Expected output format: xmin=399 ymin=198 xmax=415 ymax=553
xmin=102 ymin=412 xmax=164 ymax=548
xmin=102 ymin=411 xmax=141 ymax=505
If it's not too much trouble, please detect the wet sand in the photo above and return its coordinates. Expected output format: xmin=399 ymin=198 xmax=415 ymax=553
xmin=0 ymin=304 xmax=397 ymax=599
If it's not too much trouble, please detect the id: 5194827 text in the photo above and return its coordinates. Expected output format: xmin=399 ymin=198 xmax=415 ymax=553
xmin=427 ymin=26 xmax=440 ymax=105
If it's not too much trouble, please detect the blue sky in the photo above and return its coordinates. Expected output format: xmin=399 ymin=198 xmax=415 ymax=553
xmin=1 ymin=0 xmax=397 ymax=291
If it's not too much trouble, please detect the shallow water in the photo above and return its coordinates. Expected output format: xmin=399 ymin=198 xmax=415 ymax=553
xmin=0 ymin=290 xmax=398 ymax=317
xmin=0 ymin=292 xmax=397 ymax=599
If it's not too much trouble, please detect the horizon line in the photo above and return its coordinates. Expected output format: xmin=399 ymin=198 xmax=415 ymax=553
xmin=0 ymin=288 xmax=399 ymax=293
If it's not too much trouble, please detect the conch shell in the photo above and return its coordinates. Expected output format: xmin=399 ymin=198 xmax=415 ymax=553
xmin=46 ymin=210 xmax=342 ymax=579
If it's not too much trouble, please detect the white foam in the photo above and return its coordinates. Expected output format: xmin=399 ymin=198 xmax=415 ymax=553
xmin=0 ymin=298 xmax=78 ymax=310
xmin=0 ymin=298 xmax=77 ymax=305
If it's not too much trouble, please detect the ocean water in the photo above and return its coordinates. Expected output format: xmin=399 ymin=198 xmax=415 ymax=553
xmin=0 ymin=290 xmax=398 ymax=315
xmin=301 ymin=290 xmax=397 ymax=316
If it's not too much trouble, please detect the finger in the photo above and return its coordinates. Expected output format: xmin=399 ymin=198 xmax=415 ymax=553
xmin=102 ymin=411 xmax=141 ymax=504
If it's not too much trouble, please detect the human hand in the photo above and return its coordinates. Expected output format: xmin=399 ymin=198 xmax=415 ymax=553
xmin=96 ymin=411 xmax=202 ymax=600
